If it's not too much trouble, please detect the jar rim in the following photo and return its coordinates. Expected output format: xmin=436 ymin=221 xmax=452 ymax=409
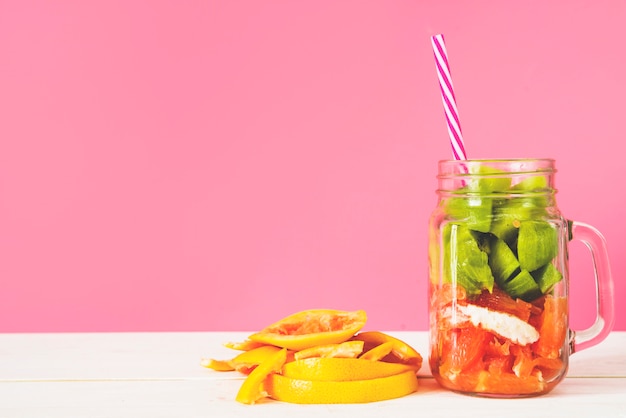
xmin=439 ymin=158 xmax=555 ymax=164
xmin=438 ymin=159 xmax=556 ymax=177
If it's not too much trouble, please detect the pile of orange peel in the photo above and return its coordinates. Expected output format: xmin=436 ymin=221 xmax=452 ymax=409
xmin=201 ymin=309 xmax=423 ymax=404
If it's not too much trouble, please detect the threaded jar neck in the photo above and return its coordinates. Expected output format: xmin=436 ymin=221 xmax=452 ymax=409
xmin=437 ymin=159 xmax=557 ymax=198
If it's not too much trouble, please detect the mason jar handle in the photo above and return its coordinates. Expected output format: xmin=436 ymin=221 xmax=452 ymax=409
xmin=568 ymin=221 xmax=615 ymax=354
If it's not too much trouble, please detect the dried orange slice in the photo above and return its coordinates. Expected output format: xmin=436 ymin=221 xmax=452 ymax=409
xmin=264 ymin=370 xmax=419 ymax=404
xmin=248 ymin=309 xmax=367 ymax=351
xmin=236 ymin=348 xmax=287 ymax=404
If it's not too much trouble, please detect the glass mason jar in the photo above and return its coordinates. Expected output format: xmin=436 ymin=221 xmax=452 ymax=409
xmin=428 ymin=159 xmax=614 ymax=397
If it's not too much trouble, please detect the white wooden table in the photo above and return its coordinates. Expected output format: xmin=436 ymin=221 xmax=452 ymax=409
xmin=1 ymin=332 xmax=625 ymax=417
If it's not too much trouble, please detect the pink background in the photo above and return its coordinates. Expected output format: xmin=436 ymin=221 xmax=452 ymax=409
xmin=1 ymin=1 xmax=624 ymax=333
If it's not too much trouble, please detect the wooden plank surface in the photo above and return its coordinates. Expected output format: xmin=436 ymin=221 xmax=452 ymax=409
xmin=2 ymin=377 xmax=625 ymax=418
xmin=1 ymin=332 xmax=625 ymax=380
xmin=1 ymin=332 xmax=624 ymax=417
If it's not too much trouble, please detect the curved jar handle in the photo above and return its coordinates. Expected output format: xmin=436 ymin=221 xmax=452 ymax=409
xmin=569 ymin=221 xmax=615 ymax=353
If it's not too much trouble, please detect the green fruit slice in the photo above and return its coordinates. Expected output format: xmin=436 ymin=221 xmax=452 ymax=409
xmin=512 ymin=175 xmax=549 ymax=192
xmin=490 ymin=196 xmax=548 ymax=244
xmin=466 ymin=165 xmax=512 ymax=193
xmin=443 ymin=195 xmax=492 ymax=233
xmin=531 ymin=263 xmax=563 ymax=294
xmin=501 ymin=269 xmax=542 ymax=301
xmin=517 ymin=221 xmax=558 ymax=271
xmin=443 ymin=224 xmax=494 ymax=295
xmin=442 ymin=166 xmax=511 ymax=234
xmin=489 ymin=214 xmax=520 ymax=246
xmin=488 ymin=237 xmax=520 ymax=286
xmin=511 ymin=175 xmax=551 ymax=213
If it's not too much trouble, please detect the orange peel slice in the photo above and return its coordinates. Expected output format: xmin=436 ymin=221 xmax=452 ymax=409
xmin=282 ymin=357 xmax=419 ymax=381
xmin=201 ymin=309 xmax=426 ymax=404
xmin=200 ymin=358 xmax=234 ymax=371
xmin=264 ymin=369 xmax=419 ymax=404
xmin=359 ymin=340 xmax=394 ymax=361
xmin=352 ymin=331 xmax=423 ymax=369
xmin=223 ymin=340 xmax=266 ymax=351
xmin=294 ymin=341 xmax=364 ymax=360
xmin=236 ymin=348 xmax=287 ymax=404
xmin=230 ymin=345 xmax=283 ymax=373
xmin=203 ymin=345 xmax=283 ymax=374
xmin=248 ymin=309 xmax=367 ymax=351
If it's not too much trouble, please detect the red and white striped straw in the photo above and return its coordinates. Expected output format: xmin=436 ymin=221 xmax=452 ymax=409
xmin=431 ymin=34 xmax=467 ymax=160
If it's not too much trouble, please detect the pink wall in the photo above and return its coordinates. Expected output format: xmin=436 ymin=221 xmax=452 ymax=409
xmin=0 ymin=1 xmax=624 ymax=333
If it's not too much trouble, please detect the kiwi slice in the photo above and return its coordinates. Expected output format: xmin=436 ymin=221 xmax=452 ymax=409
xmin=488 ymin=236 xmax=520 ymax=286
xmin=531 ymin=263 xmax=563 ymax=294
xmin=517 ymin=221 xmax=558 ymax=272
xmin=500 ymin=269 xmax=542 ymax=301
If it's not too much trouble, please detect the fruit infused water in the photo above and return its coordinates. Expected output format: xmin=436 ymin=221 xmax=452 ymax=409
xmin=428 ymin=159 xmax=571 ymax=397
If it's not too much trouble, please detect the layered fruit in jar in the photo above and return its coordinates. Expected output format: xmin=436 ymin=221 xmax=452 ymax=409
xmin=429 ymin=169 xmax=568 ymax=396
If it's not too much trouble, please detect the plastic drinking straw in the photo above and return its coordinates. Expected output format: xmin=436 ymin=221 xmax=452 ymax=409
xmin=431 ymin=34 xmax=467 ymax=160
